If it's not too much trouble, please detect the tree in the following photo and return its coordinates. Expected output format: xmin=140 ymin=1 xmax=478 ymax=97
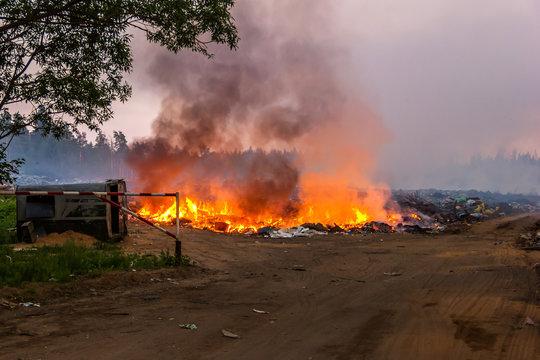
xmin=113 ymin=130 xmax=128 ymax=153
xmin=0 ymin=0 xmax=238 ymax=183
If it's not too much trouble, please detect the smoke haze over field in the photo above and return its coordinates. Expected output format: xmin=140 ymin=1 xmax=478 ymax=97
xmin=110 ymin=0 xmax=540 ymax=194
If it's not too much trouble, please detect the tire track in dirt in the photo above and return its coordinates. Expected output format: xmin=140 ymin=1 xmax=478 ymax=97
xmin=1 ymin=218 xmax=539 ymax=359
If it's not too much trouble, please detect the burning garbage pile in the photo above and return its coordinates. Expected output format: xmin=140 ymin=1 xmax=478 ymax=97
xmin=128 ymin=188 xmax=540 ymax=238
xmin=127 ymin=163 xmax=402 ymax=238
xmin=122 ymin=1 xmax=540 ymax=239
xmin=130 ymin=194 xmax=401 ymax=237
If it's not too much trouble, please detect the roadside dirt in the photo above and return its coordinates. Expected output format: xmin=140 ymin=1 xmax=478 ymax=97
xmin=14 ymin=230 xmax=98 ymax=248
xmin=1 ymin=215 xmax=539 ymax=359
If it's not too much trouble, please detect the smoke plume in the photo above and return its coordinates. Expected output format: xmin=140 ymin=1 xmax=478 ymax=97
xmin=126 ymin=0 xmax=391 ymax=220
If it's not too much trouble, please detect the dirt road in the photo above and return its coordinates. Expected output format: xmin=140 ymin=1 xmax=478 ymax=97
xmin=1 ymin=215 xmax=539 ymax=359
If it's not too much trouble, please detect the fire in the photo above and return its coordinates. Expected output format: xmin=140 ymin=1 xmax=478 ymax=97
xmin=135 ymin=188 xmax=400 ymax=234
xmin=410 ymin=213 xmax=422 ymax=221
xmin=130 ymin=144 xmax=400 ymax=234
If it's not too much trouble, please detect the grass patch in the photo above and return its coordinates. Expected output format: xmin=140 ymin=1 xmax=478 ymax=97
xmin=0 ymin=196 xmax=17 ymax=244
xmin=0 ymin=240 xmax=181 ymax=287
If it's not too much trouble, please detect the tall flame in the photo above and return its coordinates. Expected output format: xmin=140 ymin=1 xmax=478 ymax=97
xmin=135 ymin=183 xmax=399 ymax=233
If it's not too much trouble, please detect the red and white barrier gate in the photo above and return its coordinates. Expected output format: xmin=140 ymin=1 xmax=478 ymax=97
xmin=0 ymin=191 xmax=183 ymax=264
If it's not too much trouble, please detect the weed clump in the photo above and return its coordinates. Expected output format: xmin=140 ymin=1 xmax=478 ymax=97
xmin=0 ymin=240 xmax=179 ymax=287
xmin=0 ymin=196 xmax=16 ymax=244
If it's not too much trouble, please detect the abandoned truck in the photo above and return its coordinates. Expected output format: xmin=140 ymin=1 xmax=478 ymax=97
xmin=16 ymin=179 xmax=128 ymax=242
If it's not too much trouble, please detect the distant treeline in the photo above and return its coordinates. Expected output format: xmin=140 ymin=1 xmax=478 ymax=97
xmin=5 ymin=128 xmax=131 ymax=183
xmin=469 ymin=151 xmax=540 ymax=166
xmin=5 ymin=129 xmax=540 ymax=194
xmin=386 ymin=151 xmax=540 ymax=194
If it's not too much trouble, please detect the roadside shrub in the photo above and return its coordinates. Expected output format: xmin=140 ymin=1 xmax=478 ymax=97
xmin=0 ymin=196 xmax=17 ymax=244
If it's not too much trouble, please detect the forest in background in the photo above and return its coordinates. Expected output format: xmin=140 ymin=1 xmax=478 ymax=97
xmin=5 ymin=129 xmax=131 ymax=184
xmin=4 ymin=131 xmax=540 ymax=194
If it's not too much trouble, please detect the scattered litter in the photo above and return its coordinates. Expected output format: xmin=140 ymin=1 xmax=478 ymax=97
xmin=179 ymin=323 xmax=198 ymax=330
xmin=20 ymin=302 xmax=40 ymax=307
xmin=252 ymin=308 xmax=269 ymax=314
xmin=302 ymin=223 xmax=329 ymax=232
xmin=292 ymin=226 xmax=327 ymax=238
xmin=262 ymin=226 xmax=327 ymax=239
xmin=141 ymin=296 xmax=160 ymax=301
xmin=131 ymin=269 xmax=137 ymax=272
xmin=327 ymin=224 xmax=345 ymax=233
xmin=524 ymin=317 xmax=536 ymax=326
xmin=150 ymin=278 xmax=163 ymax=282
xmin=270 ymin=229 xmax=294 ymax=238
xmin=383 ymin=272 xmax=402 ymax=277
xmin=518 ymin=232 xmax=540 ymax=249
xmin=221 ymin=329 xmax=240 ymax=339
xmin=257 ymin=226 xmax=276 ymax=235
xmin=1 ymin=298 xmax=18 ymax=309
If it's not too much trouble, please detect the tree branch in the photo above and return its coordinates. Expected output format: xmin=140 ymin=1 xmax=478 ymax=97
xmin=0 ymin=0 xmax=84 ymax=34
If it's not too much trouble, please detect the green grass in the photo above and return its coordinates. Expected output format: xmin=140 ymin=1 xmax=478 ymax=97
xmin=0 ymin=196 xmax=17 ymax=244
xmin=0 ymin=240 xmax=183 ymax=287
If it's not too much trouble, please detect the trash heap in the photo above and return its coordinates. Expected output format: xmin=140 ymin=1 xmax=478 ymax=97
xmin=395 ymin=190 xmax=539 ymax=222
xmin=251 ymin=190 xmax=540 ymax=238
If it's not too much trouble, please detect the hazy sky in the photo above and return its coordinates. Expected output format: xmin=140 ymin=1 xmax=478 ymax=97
xmin=103 ymin=0 xmax=540 ymax=190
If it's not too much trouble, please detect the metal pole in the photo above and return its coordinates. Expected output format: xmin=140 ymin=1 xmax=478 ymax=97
xmin=95 ymin=194 xmax=177 ymax=239
xmin=175 ymin=192 xmax=182 ymax=265
xmin=0 ymin=191 xmax=178 ymax=196
xmin=176 ymin=192 xmax=180 ymax=239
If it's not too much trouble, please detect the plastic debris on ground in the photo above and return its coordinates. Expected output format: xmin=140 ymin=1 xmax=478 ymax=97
xmin=1 ymin=298 xmax=18 ymax=309
xmin=179 ymin=324 xmax=198 ymax=330
xmin=252 ymin=309 xmax=270 ymax=314
xmin=221 ymin=329 xmax=240 ymax=339
xmin=20 ymin=302 xmax=40 ymax=307
xmin=268 ymin=226 xmax=327 ymax=239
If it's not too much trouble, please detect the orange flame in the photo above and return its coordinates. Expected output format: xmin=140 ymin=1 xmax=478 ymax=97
xmin=135 ymin=184 xmax=400 ymax=233
xmin=410 ymin=213 xmax=422 ymax=221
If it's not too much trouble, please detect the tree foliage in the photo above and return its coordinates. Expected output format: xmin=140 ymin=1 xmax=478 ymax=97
xmin=0 ymin=0 xmax=238 ymax=183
